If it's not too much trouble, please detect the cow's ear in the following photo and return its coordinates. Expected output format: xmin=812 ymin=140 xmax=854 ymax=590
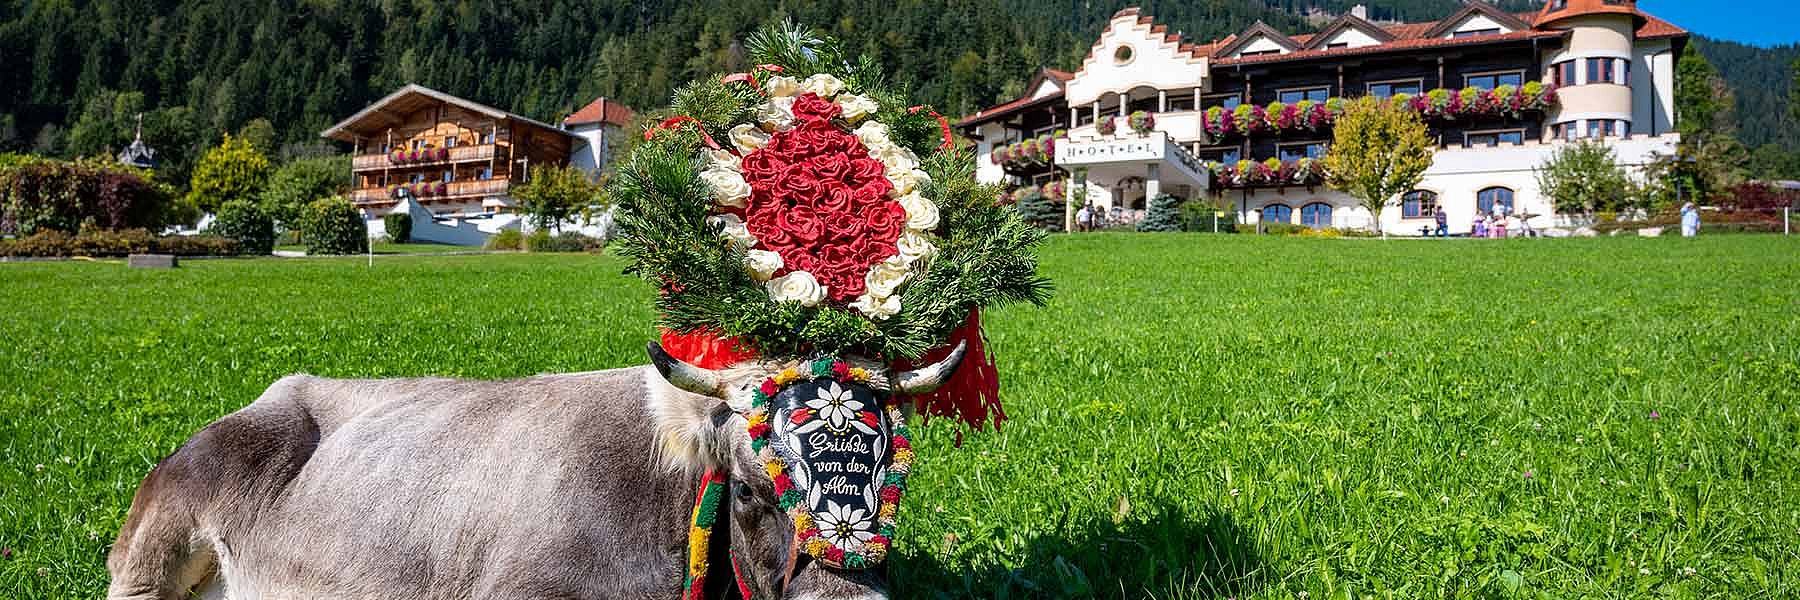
xmin=645 ymin=367 xmax=744 ymax=473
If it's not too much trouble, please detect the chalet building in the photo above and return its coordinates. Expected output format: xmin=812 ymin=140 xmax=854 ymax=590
xmin=957 ymin=0 xmax=1688 ymax=234
xmin=321 ymin=85 xmax=579 ymax=222
xmin=563 ymin=96 xmax=636 ymax=175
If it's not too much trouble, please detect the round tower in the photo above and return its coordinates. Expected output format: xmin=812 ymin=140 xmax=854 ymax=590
xmin=1536 ymin=0 xmax=1644 ymax=140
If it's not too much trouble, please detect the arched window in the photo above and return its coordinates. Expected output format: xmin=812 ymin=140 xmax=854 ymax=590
xmin=1301 ymin=203 xmax=1333 ymax=228
xmin=1402 ymin=190 xmax=1438 ymax=218
xmin=1477 ymin=187 xmax=1515 ymax=215
xmin=1262 ymin=203 xmax=1292 ymax=224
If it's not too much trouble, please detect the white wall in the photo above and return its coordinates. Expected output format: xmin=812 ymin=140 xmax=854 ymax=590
xmin=1320 ymin=27 xmax=1382 ymax=49
xmin=567 ymin=123 xmax=619 ymax=175
xmin=1632 ymin=40 xmax=1678 ymax=136
xmin=1067 ymin=13 xmax=1209 ymax=106
xmin=1449 ymin=14 xmax=1515 ymax=36
xmin=1235 ymin=36 xmax=1289 ymax=57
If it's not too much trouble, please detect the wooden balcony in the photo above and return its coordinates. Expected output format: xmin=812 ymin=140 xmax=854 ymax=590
xmin=349 ymin=178 xmax=514 ymax=206
xmin=352 ymin=144 xmax=504 ymax=172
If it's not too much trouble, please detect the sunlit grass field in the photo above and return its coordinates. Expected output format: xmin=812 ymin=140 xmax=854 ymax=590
xmin=3 ymin=234 xmax=1798 ymax=599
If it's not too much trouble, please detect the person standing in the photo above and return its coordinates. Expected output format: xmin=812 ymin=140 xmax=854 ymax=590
xmin=1473 ymin=214 xmax=1487 ymax=238
xmin=1076 ymin=203 xmax=1093 ymax=232
xmin=1681 ymin=202 xmax=1700 ymax=237
xmin=1433 ymin=206 xmax=1448 ymax=238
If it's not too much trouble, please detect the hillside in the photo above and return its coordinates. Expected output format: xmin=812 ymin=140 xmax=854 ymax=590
xmin=1692 ymin=37 xmax=1800 ymax=151
xmin=2 ymin=0 xmax=1789 ymax=178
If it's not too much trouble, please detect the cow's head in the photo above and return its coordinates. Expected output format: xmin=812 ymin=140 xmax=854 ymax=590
xmin=646 ymin=342 xmax=965 ymax=599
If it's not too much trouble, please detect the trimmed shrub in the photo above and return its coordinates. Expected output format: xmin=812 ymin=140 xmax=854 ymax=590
xmin=0 ymin=229 xmax=239 ymax=257
xmin=524 ymin=230 xmax=603 ymax=252
xmin=383 ymin=211 xmax=413 ymax=244
xmin=0 ymin=156 xmax=170 ymax=236
xmin=484 ymin=228 xmax=524 ymax=251
xmin=1137 ymin=194 xmax=1183 ymax=232
xmin=208 ymin=199 xmax=275 ymax=255
xmin=299 ymin=197 xmax=367 ymax=255
xmin=1178 ymin=201 xmax=1236 ymax=233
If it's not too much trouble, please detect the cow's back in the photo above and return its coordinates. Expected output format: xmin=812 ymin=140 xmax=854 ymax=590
xmin=211 ymin=366 xmax=696 ymax=599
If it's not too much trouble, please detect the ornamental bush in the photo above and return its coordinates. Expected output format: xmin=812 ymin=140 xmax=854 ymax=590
xmin=186 ymin=134 xmax=271 ymax=214
xmin=0 ymin=156 xmax=169 ymax=236
xmin=299 ymin=197 xmax=367 ymax=255
xmin=383 ymin=211 xmax=412 ymax=243
xmin=526 ymin=230 xmax=603 ymax=252
xmin=207 ymin=199 xmax=275 ymax=255
xmin=484 ymin=228 xmax=524 ymax=251
xmin=1137 ymin=194 xmax=1183 ymax=232
xmin=1014 ymin=189 xmax=1065 ymax=231
xmin=1178 ymin=200 xmax=1236 ymax=233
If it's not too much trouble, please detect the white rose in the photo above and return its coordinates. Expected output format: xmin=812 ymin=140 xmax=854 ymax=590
xmin=801 ymin=73 xmax=845 ymax=98
xmin=896 ymin=192 xmax=939 ymax=231
xmin=836 ymin=94 xmax=881 ymax=122
xmin=743 ymin=249 xmax=784 ymax=282
xmin=864 ymin=256 xmax=913 ymax=297
xmin=707 ymin=149 xmax=741 ymax=172
xmin=706 ymin=213 xmax=758 ymax=249
xmin=849 ymin=292 xmax=902 ymax=320
xmin=700 ymin=167 xmax=751 ymax=208
xmin=756 ymin=96 xmax=797 ymax=131
xmin=729 ymin=124 xmax=770 ymax=154
xmin=764 ymin=75 xmax=801 ymax=97
xmin=766 ymin=271 xmax=826 ymax=307
xmin=887 ymin=168 xmax=932 ymax=196
xmin=871 ymin=143 xmax=920 ymax=172
xmin=853 ymin=121 xmax=892 ymax=149
xmin=895 ymin=231 xmax=936 ymax=263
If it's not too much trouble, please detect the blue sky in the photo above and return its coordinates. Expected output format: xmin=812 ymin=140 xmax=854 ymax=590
xmin=1638 ymin=0 xmax=1800 ymax=47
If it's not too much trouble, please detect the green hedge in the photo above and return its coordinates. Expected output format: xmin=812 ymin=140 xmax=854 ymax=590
xmin=300 ymin=197 xmax=367 ymax=255
xmin=0 ymin=229 xmax=240 ymax=257
xmin=525 ymin=230 xmax=604 ymax=252
xmin=383 ymin=211 xmax=413 ymax=243
xmin=485 ymin=229 xmax=524 ymax=250
xmin=208 ymin=199 xmax=275 ymax=255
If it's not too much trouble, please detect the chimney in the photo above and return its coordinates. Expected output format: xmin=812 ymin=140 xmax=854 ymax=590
xmin=1350 ymin=4 xmax=1368 ymax=20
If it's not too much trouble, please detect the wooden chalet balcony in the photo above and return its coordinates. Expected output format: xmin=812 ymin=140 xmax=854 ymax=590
xmin=351 ymin=144 xmax=504 ymax=172
xmin=349 ymin=178 xmax=514 ymax=206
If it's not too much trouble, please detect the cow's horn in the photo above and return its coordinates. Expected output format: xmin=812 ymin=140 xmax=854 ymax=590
xmin=894 ymin=341 xmax=967 ymax=395
xmin=647 ymin=342 xmax=724 ymax=398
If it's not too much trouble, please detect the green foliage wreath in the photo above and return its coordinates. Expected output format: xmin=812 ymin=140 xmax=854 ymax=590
xmin=610 ymin=23 xmax=1050 ymax=360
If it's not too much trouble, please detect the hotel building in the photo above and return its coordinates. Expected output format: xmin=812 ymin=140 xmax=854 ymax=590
xmin=956 ymin=0 xmax=1688 ymax=233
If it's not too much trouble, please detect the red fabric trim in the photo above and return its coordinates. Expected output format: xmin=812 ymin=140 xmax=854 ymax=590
xmin=731 ymin=552 xmax=755 ymax=599
xmin=661 ymin=329 xmax=759 ymax=369
xmin=644 ymin=116 xmax=722 ymax=150
xmin=721 ymin=72 xmax=760 ymax=91
xmin=907 ymin=106 xmax=955 ymax=151
xmin=896 ymin=308 xmax=1004 ymax=432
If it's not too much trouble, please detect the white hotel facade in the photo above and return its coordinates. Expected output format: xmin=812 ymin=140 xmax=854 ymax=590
xmin=956 ymin=0 xmax=1688 ymax=234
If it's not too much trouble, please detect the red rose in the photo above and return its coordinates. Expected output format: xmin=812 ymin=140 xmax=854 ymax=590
xmin=864 ymin=202 xmax=904 ymax=240
xmin=778 ymin=204 xmax=826 ymax=243
xmin=824 ymin=208 xmax=865 ymax=241
xmin=792 ymin=93 xmax=842 ymax=123
xmin=851 ymin=157 xmax=886 ymax=181
xmin=812 ymin=154 xmax=850 ymax=182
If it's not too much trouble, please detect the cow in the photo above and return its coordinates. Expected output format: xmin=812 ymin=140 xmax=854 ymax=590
xmin=104 ymin=342 xmax=966 ymax=600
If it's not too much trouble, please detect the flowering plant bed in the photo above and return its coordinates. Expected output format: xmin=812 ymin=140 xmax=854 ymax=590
xmin=1127 ymin=111 xmax=1155 ymax=135
xmin=1210 ymin=157 xmax=1324 ymax=189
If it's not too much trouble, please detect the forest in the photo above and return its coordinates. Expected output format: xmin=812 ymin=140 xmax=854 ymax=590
xmin=2 ymin=0 xmax=1794 ymax=185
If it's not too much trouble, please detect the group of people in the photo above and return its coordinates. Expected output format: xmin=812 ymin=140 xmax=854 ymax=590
xmin=1075 ymin=201 xmax=1105 ymax=232
xmin=1422 ymin=206 xmax=1529 ymax=238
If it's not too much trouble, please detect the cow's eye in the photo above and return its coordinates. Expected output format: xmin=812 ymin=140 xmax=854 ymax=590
xmin=733 ymin=480 xmax=754 ymax=501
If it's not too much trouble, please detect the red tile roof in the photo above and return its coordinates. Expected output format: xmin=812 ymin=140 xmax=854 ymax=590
xmin=564 ymin=97 xmax=636 ymax=127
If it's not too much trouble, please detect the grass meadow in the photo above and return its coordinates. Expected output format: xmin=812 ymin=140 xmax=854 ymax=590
xmin=2 ymin=234 xmax=1798 ymax=599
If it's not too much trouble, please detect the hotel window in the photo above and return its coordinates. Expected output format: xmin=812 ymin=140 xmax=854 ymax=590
xmin=1300 ymin=203 xmax=1333 ymax=229
xmin=1465 ymin=71 xmax=1524 ymax=91
xmin=1587 ymin=57 xmax=1620 ymax=84
xmin=1203 ymin=93 xmax=1244 ymax=111
xmin=1587 ymin=119 xmax=1627 ymax=138
xmin=1452 ymin=28 xmax=1501 ymax=38
xmin=441 ymin=170 xmax=453 ymax=183
xmin=1367 ymin=79 xmax=1424 ymax=99
xmin=1278 ymin=87 xmax=1330 ymax=104
xmin=1402 ymin=190 xmax=1439 ymax=219
xmin=1552 ymin=121 xmax=1577 ymax=140
xmin=1477 ymin=187 xmax=1515 ymax=214
xmin=1554 ymin=61 xmax=1578 ymax=87
xmin=478 ymin=168 xmax=493 ymax=181
xmin=1167 ymin=93 xmax=1197 ymax=112
xmin=1198 ymin=147 xmax=1242 ymax=164
xmin=1076 ymin=110 xmax=1096 ymax=126
xmin=1262 ymin=204 xmax=1293 ymax=224
xmin=445 ymin=136 xmax=458 ymax=148
xmin=1278 ymin=141 xmax=1328 ymax=162
xmin=1465 ymin=130 xmax=1524 ymax=148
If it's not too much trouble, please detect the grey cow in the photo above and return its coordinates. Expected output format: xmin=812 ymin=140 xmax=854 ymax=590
xmin=105 ymin=344 xmax=964 ymax=600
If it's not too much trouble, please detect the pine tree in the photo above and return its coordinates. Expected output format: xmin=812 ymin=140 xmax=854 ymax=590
xmin=1137 ymin=194 xmax=1183 ymax=232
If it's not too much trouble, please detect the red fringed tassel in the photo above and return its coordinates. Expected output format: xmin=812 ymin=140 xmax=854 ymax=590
xmin=896 ymin=308 xmax=1003 ymax=432
xmin=660 ymin=328 xmax=759 ymax=369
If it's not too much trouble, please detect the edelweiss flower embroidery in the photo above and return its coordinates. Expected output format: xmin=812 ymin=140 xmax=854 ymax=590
xmin=816 ymin=500 xmax=875 ymax=550
xmin=803 ymin=382 xmax=875 ymax=434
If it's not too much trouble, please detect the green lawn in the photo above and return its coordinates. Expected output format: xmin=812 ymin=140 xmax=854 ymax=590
xmin=3 ymin=234 xmax=1798 ymax=598
xmin=272 ymin=241 xmax=485 ymax=254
